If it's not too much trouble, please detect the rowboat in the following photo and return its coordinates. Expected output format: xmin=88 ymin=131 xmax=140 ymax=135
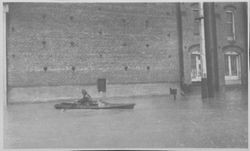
xmin=54 ymin=101 xmax=135 ymax=110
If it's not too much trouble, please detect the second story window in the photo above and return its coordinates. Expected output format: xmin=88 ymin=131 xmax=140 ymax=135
xmin=191 ymin=3 xmax=200 ymax=35
xmin=225 ymin=10 xmax=235 ymax=41
xmin=224 ymin=5 xmax=236 ymax=41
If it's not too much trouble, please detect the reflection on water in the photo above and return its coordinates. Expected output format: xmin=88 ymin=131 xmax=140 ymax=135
xmin=4 ymin=86 xmax=248 ymax=148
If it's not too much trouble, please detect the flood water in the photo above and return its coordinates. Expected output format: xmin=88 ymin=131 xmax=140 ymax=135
xmin=4 ymin=86 xmax=248 ymax=149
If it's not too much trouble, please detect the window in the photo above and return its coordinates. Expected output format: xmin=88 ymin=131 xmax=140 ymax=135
xmin=191 ymin=51 xmax=201 ymax=82
xmin=224 ymin=51 xmax=241 ymax=80
xmin=193 ymin=9 xmax=200 ymax=35
xmin=225 ymin=10 xmax=236 ymax=41
xmin=191 ymin=3 xmax=200 ymax=35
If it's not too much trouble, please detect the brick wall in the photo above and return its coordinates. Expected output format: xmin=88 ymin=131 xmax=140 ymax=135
xmin=181 ymin=2 xmax=247 ymax=86
xmin=215 ymin=2 xmax=248 ymax=86
xmin=181 ymin=3 xmax=200 ymax=85
xmin=7 ymin=3 xmax=180 ymax=87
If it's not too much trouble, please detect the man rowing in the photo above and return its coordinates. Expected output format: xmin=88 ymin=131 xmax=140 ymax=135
xmin=78 ymin=89 xmax=97 ymax=106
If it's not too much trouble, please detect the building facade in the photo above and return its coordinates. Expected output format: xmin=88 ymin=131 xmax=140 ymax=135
xmin=182 ymin=2 xmax=248 ymax=87
xmin=6 ymin=3 xmax=180 ymax=87
xmin=4 ymin=2 xmax=248 ymax=94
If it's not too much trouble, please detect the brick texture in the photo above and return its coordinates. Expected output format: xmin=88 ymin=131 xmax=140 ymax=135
xmin=7 ymin=3 xmax=180 ymax=87
xmin=181 ymin=2 xmax=247 ymax=86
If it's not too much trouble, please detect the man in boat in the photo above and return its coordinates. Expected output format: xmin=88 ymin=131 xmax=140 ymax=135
xmin=78 ymin=89 xmax=97 ymax=106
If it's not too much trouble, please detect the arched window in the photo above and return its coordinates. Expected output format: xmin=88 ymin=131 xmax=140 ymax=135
xmin=189 ymin=45 xmax=201 ymax=82
xmin=224 ymin=51 xmax=241 ymax=83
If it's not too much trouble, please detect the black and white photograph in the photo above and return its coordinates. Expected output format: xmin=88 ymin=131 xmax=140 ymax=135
xmin=1 ymin=0 xmax=249 ymax=150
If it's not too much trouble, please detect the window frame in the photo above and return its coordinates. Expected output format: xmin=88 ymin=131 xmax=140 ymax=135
xmin=191 ymin=51 xmax=202 ymax=82
xmin=191 ymin=4 xmax=200 ymax=36
xmin=225 ymin=10 xmax=236 ymax=41
xmin=224 ymin=51 xmax=241 ymax=80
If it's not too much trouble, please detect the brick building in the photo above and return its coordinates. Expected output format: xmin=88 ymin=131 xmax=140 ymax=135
xmin=3 ymin=2 xmax=248 ymax=103
xmin=182 ymin=2 xmax=248 ymax=87
xmin=6 ymin=3 xmax=179 ymax=86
